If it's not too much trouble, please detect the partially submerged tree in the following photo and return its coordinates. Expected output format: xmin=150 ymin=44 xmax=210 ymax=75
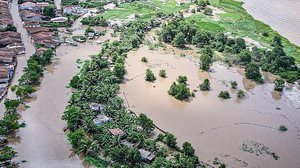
xmin=274 ymin=78 xmax=285 ymax=91
xmin=218 ymin=91 xmax=230 ymax=99
xmin=199 ymin=79 xmax=210 ymax=91
xmin=145 ymin=68 xmax=156 ymax=82
xmin=245 ymin=62 xmax=263 ymax=83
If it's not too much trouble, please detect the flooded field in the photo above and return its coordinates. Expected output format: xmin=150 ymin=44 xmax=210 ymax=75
xmin=120 ymin=42 xmax=300 ymax=167
xmin=243 ymin=0 xmax=300 ymax=46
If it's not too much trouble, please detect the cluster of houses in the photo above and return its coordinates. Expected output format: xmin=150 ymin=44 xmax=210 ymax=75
xmin=18 ymin=0 xmax=62 ymax=50
xmin=0 ymin=0 xmax=25 ymax=99
xmin=89 ymin=103 xmax=156 ymax=163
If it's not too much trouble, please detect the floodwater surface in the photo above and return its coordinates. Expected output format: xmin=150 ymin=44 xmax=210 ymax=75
xmin=243 ymin=0 xmax=300 ymax=46
xmin=120 ymin=43 xmax=300 ymax=167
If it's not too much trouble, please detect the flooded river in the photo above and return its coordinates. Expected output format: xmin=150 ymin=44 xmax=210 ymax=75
xmin=120 ymin=41 xmax=300 ymax=167
xmin=243 ymin=0 xmax=300 ymax=46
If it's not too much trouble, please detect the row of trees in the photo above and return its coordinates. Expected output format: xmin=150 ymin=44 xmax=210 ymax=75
xmin=63 ymin=20 xmax=201 ymax=167
xmin=12 ymin=49 xmax=55 ymax=100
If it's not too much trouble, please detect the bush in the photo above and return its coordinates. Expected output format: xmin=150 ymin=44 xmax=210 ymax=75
xmin=145 ymin=69 xmax=156 ymax=82
xmin=218 ymin=91 xmax=230 ymax=99
xmin=141 ymin=57 xmax=148 ymax=63
xmin=177 ymin=76 xmax=188 ymax=84
xmin=172 ymin=32 xmax=186 ymax=48
xmin=237 ymin=90 xmax=245 ymax=98
xmin=274 ymin=78 xmax=285 ymax=91
xmin=168 ymin=82 xmax=191 ymax=100
xmin=159 ymin=69 xmax=166 ymax=78
xmin=199 ymin=79 xmax=210 ymax=91
xmin=245 ymin=62 xmax=263 ymax=83
xmin=278 ymin=125 xmax=287 ymax=132
xmin=204 ymin=8 xmax=213 ymax=16
xmin=230 ymin=81 xmax=238 ymax=89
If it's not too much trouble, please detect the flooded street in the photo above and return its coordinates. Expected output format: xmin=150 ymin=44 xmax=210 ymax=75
xmin=243 ymin=0 xmax=300 ymax=46
xmin=120 ymin=43 xmax=300 ymax=167
xmin=0 ymin=0 xmax=36 ymax=116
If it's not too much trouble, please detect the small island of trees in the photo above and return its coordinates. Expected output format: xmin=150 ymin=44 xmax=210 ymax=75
xmin=168 ymin=76 xmax=192 ymax=100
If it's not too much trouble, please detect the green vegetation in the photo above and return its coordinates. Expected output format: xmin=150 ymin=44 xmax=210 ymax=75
xmin=274 ymin=78 xmax=285 ymax=91
xmin=159 ymin=69 xmax=166 ymax=78
xmin=218 ymin=90 xmax=230 ymax=99
xmin=168 ymin=76 xmax=192 ymax=100
xmin=199 ymin=79 xmax=210 ymax=91
xmin=61 ymin=0 xmax=78 ymax=5
xmin=141 ymin=57 xmax=148 ymax=63
xmin=172 ymin=32 xmax=185 ymax=48
xmin=237 ymin=90 xmax=245 ymax=98
xmin=145 ymin=68 xmax=156 ymax=82
xmin=81 ymin=16 xmax=108 ymax=27
xmin=63 ymin=20 xmax=201 ymax=167
xmin=200 ymin=46 xmax=214 ymax=71
xmin=245 ymin=62 xmax=263 ymax=83
xmin=278 ymin=125 xmax=288 ymax=132
xmin=12 ymin=49 xmax=55 ymax=99
xmin=43 ymin=5 xmax=56 ymax=18
xmin=230 ymin=81 xmax=238 ymax=89
xmin=100 ymin=0 xmax=190 ymax=21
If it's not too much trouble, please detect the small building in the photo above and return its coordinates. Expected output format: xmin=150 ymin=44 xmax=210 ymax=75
xmin=109 ymin=128 xmax=125 ymax=137
xmin=93 ymin=114 xmax=111 ymax=126
xmin=121 ymin=140 xmax=135 ymax=148
xmin=0 ymin=136 xmax=7 ymax=146
xmin=0 ymin=83 xmax=8 ymax=92
xmin=19 ymin=2 xmax=40 ymax=12
xmin=50 ymin=17 xmax=68 ymax=23
xmin=63 ymin=5 xmax=87 ymax=16
xmin=36 ymin=2 xmax=49 ymax=10
xmin=90 ymin=103 xmax=105 ymax=112
xmin=87 ymin=32 xmax=95 ymax=39
xmin=139 ymin=149 xmax=155 ymax=162
xmin=0 ymin=65 xmax=13 ymax=83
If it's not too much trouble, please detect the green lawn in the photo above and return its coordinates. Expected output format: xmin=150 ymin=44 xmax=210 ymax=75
xmin=101 ymin=0 xmax=190 ymax=21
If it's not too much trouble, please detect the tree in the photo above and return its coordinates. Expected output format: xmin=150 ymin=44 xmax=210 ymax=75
xmin=165 ymin=133 xmax=177 ymax=148
xmin=230 ymin=81 xmax=238 ymax=89
xmin=85 ymin=26 xmax=95 ymax=35
xmin=43 ymin=5 xmax=56 ymax=18
xmin=113 ymin=63 xmax=126 ymax=79
xmin=238 ymin=49 xmax=251 ymax=65
xmin=182 ymin=142 xmax=195 ymax=156
xmin=145 ymin=69 xmax=156 ymax=82
xmin=245 ymin=62 xmax=263 ymax=83
xmin=159 ymin=69 xmax=166 ymax=78
xmin=218 ymin=91 xmax=230 ymax=99
xmin=4 ymin=99 xmax=21 ymax=110
xmin=200 ymin=46 xmax=213 ymax=71
xmin=177 ymin=76 xmax=188 ymax=84
xmin=138 ymin=113 xmax=155 ymax=133
xmin=172 ymin=32 xmax=186 ymax=48
xmin=237 ymin=90 xmax=245 ymax=98
xmin=274 ymin=78 xmax=285 ymax=91
xmin=273 ymin=35 xmax=282 ymax=46
xmin=168 ymin=81 xmax=191 ymax=100
xmin=199 ymin=79 xmax=210 ymax=91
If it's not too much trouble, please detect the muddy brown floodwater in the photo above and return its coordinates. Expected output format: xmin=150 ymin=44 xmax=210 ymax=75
xmin=243 ymin=0 xmax=300 ymax=46
xmin=7 ymin=8 xmax=116 ymax=166
xmin=120 ymin=43 xmax=300 ymax=167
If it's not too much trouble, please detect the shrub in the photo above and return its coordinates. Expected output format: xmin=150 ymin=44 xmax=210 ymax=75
xmin=168 ymin=82 xmax=191 ymax=100
xmin=218 ymin=91 xmax=230 ymax=99
xmin=141 ymin=57 xmax=148 ymax=63
xmin=204 ymin=8 xmax=213 ymax=16
xmin=177 ymin=76 xmax=188 ymax=84
xmin=237 ymin=90 xmax=245 ymax=98
xmin=274 ymin=78 xmax=285 ymax=91
xmin=278 ymin=125 xmax=287 ymax=132
xmin=230 ymin=81 xmax=238 ymax=89
xmin=159 ymin=69 xmax=166 ymax=78
xmin=199 ymin=79 xmax=210 ymax=91
xmin=145 ymin=69 xmax=156 ymax=82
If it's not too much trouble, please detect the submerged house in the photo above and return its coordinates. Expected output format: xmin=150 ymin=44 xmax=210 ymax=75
xmin=109 ymin=128 xmax=125 ymax=138
xmin=90 ymin=103 xmax=105 ymax=112
xmin=93 ymin=114 xmax=111 ymax=126
xmin=139 ymin=149 xmax=155 ymax=162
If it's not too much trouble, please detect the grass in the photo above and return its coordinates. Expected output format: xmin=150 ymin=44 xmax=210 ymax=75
xmin=101 ymin=0 xmax=190 ymax=21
